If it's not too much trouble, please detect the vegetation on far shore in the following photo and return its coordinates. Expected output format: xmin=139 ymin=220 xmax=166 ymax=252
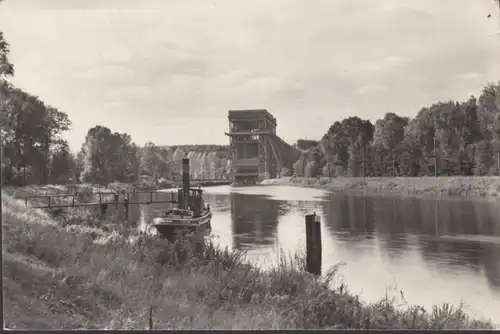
xmin=262 ymin=175 xmax=500 ymax=198
xmin=294 ymin=82 xmax=500 ymax=180
xmin=2 ymin=188 xmax=497 ymax=330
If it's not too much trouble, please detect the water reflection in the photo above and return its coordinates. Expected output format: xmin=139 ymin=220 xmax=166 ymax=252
xmin=229 ymin=193 xmax=281 ymax=248
xmin=137 ymin=189 xmax=500 ymax=292
xmin=205 ymin=193 xmax=231 ymax=213
xmin=137 ymin=186 xmax=500 ymax=324
xmin=320 ymin=194 xmax=500 ymax=291
xmin=322 ymin=194 xmax=375 ymax=238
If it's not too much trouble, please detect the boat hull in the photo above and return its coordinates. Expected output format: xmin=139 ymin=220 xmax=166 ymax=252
xmin=153 ymin=211 xmax=212 ymax=240
xmin=231 ymin=182 xmax=259 ymax=187
xmin=231 ymin=179 xmax=259 ymax=187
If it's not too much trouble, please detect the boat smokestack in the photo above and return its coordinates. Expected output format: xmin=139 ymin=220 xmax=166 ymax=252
xmin=182 ymin=158 xmax=190 ymax=209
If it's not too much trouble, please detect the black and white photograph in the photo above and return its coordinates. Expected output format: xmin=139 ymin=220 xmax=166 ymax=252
xmin=1 ymin=0 xmax=500 ymax=330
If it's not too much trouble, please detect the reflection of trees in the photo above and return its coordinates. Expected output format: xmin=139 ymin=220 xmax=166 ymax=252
xmin=417 ymin=200 xmax=480 ymax=269
xmin=420 ymin=237 xmax=483 ymax=270
xmin=321 ymin=193 xmax=499 ymax=287
xmin=321 ymin=193 xmax=414 ymax=259
xmin=321 ymin=193 xmax=375 ymax=240
xmin=368 ymin=196 xmax=412 ymax=259
xmin=230 ymin=193 xmax=281 ymax=249
xmin=473 ymin=202 xmax=500 ymax=289
xmin=399 ymin=198 xmax=423 ymax=233
xmin=415 ymin=199 xmax=500 ymax=288
xmin=417 ymin=200 xmax=481 ymax=268
xmin=482 ymin=243 xmax=500 ymax=290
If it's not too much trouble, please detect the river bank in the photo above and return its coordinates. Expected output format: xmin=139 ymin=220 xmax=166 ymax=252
xmin=261 ymin=176 xmax=500 ymax=199
xmin=2 ymin=186 xmax=497 ymax=330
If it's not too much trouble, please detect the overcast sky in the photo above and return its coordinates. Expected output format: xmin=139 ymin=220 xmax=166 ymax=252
xmin=0 ymin=0 xmax=499 ymax=152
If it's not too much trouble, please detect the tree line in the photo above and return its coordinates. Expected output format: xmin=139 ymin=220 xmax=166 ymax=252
xmin=1 ymin=31 xmax=229 ymax=186
xmin=2 ymin=30 xmax=500 ymax=185
xmin=0 ymin=32 xmax=194 ymax=186
xmin=0 ymin=81 xmax=186 ymax=186
xmin=293 ymin=82 xmax=500 ymax=178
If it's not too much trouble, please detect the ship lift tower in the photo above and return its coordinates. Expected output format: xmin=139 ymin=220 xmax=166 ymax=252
xmin=224 ymin=109 xmax=284 ymax=185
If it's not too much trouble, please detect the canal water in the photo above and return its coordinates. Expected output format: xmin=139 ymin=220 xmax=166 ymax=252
xmin=136 ymin=185 xmax=500 ymax=324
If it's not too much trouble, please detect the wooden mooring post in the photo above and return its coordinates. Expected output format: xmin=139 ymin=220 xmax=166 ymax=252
xmin=305 ymin=213 xmax=322 ymax=275
xmin=148 ymin=305 xmax=154 ymax=330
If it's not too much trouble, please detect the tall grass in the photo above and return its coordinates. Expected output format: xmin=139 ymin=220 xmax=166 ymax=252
xmin=2 ymin=192 xmax=496 ymax=330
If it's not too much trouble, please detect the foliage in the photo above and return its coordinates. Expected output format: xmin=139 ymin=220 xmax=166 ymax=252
xmin=1 ymin=31 xmax=75 ymax=186
xmin=78 ymin=125 xmax=139 ymax=185
xmin=296 ymin=139 xmax=318 ymax=151
xmin=0 ymin=31 xmax=14 ymax=78
xmin=49 ymin=142 xmax=79 ymax=184
xmin=1 ymin=83 xmax=73 ymax=185
xmin=139 ymin=141 xmax=170 ymax=181
xmin=298 ymin=82 xmax=500 ymax=178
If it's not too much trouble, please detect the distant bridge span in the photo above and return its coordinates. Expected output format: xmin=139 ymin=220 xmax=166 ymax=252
xmin=224 ymin=109 xmax=302 ymax=184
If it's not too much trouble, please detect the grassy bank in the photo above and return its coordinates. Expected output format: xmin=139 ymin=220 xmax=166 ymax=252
xmin=2 ymin=190 xmax=497 ymax=329
xmin=261 ymin=176 xmax=500 ymax=198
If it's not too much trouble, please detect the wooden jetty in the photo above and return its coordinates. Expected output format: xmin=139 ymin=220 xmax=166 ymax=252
xmin=191 ymin=179 xmax=232 ymax=187
xmin=15 ymin=190 xmax=178 ymax=209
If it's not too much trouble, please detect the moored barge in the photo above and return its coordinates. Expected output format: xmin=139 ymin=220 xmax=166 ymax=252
xmin=152 ymin=158 xmax=212 ymax=239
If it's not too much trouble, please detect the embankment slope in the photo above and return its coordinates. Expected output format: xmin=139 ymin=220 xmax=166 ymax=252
xmin=2 ymin=192 xmax=282 ymax=329
xmin=261 ymin=176 xmax=500 ymax=198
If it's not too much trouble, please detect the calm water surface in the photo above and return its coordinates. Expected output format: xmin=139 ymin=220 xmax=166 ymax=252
xmin=137 ymin=185 xmax=500 ymax=324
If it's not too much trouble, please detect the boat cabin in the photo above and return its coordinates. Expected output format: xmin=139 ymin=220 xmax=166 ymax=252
xmin=176 ymin=187 xmax=207 ymax=217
